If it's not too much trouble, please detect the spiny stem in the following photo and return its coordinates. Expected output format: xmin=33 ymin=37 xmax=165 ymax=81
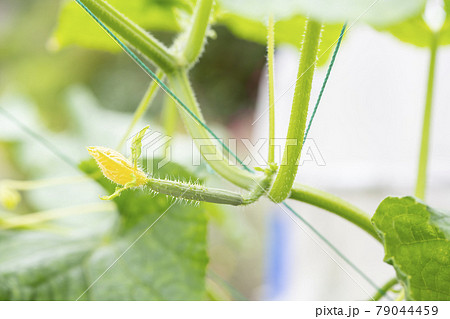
xmin=415 ymin=32 xmax=439 ymax=200
xmin=289 ymin=182 xmax=380 ymax=241
xmin=147 ymin=178 xmax=245 ymax=206
xmin=371 ymin=277 xmax=398 ymax=301
xmin=181 ymin=0 xmax=213 ymax=67
xmin=269 ymin=19 xmax=322 ymax=202
xmin=146 ymin=166 xmax=275 ymax=206
xmin=267 ymin=15 xmax=276 ymax=164
xmin=75 ymin=0 xmax=177 ymax=72
xmin=117 ymin=70 xmax=164 ymax=150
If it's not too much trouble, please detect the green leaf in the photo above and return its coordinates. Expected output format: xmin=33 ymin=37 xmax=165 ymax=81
xmin=51 ymin=0 xmax=191 ymax=52
xmin=0 ymin=212 xmax=112 ymax=300
xmin=378 ymin=16 xmax=433 ymax=48
xmin=216 ymin=13 xmax=344 ymax=66
xmin=0 ymin=159 xmax=208 ymax=300
xmin=372 ymin=197 xmax=450 ymax=301
xmin=218 ymin=0 xmax=427 ymax=28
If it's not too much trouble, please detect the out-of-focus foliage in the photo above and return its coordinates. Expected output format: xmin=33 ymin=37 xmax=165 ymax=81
xmin=53 ymin=0 xmax=343 ymax=64
xmin=372 ymin=197 xmax=450 ymax=301
xmin=0 ymin=1 xmax=150 ymax=130
xmin=380 ymin=16 xmax=433 ymax=48
xmin=218 ymin=0 xmax=427 ymax=27
xmin=53 ymin=0 xmax=428 ymax=66
xmin=51 ymin=0 xmax=193 ymax=51
xmin=189 ymin=26 xmax=265 ymax=119
xmin=440 ymin=0 xmax=450 ymax=44
xmin=378 ymin=1 xmax=450 ymax=48
xmin=50 ymin=0 xmax=433 ymax=119
xmin=0 ymin=159 xmax=208 ymax=300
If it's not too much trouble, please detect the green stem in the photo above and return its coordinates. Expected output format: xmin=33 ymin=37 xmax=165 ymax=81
xmin=117 ymin=70 xmax=164 ymax=150
xmin=415 ymin=32 xmax=439 ymax=200
xmin=181 ymin=0 xmax=213 ymax=66
xmin=146 ymin=167 xmax=275 ymax=206
xmin=147 ymin=178 xmax=245 ymax=205
xmin=269 ymin=20 xmax=322 ymax=202
xmin=371 ymin=277 xmax=398 ymax=301
xmin=267 ymin=15 xmax=275 ymax=164
xmin=76 ymin=0 xmax=177 ymax=73
xmin=167 ymin=70 xmax=260 ymax=190
xmin=289 ymin=182 xmax=380 ymax=241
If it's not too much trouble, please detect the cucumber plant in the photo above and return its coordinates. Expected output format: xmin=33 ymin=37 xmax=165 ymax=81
xmin=0 ymin=0 xmax=449 ymax=301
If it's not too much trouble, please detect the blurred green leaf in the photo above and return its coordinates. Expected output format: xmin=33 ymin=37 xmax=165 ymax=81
xmin=218 ymin=0 xmax=427 ymax=28
xmin=0 ymin=159 xmax=208 ymax=300
xmin=440 ymin=1 xmax=450 ymax=46
xmin=51 ymin=0 xmax=191 ymax=52
xmin=0 ymin=210 xmax=112 ymax=300
xmin=372 ymin=197 xmax=450 ymax=301
xmin=216 ymin=13 xmax=344 ymax=66
xmin=53 ymin=0 xmax=426 ymax=60
xmin=443 ymin=0 xmax=450 ymax=16
xmin=376 ymin=2 xmax=450 ymax=48
xmin=379 ymin=16 xmax=433 ymax=48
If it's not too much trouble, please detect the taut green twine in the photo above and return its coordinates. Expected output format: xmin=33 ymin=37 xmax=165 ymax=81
xmin=283 ymin=202 xmax=391 ymax=301
xmin=0 ymin=107 xmax=77 ymax=169
xmin=303 ymin=23 xmax=347 ymax=144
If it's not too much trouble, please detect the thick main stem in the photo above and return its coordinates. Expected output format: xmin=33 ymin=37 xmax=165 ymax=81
xmin=415 ymin=32 xmax=439 ymax=200
xmin=289 ymin=182 xmax=380 ymax=241
xmin=269 ymin=20 xmax=322 ymax=202
xmin=76 ymin=0 xmax=176 ymax=72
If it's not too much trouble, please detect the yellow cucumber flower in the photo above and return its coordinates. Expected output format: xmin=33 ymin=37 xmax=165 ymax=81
xmin=87 ymin=146 xmax=148 ymax=186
